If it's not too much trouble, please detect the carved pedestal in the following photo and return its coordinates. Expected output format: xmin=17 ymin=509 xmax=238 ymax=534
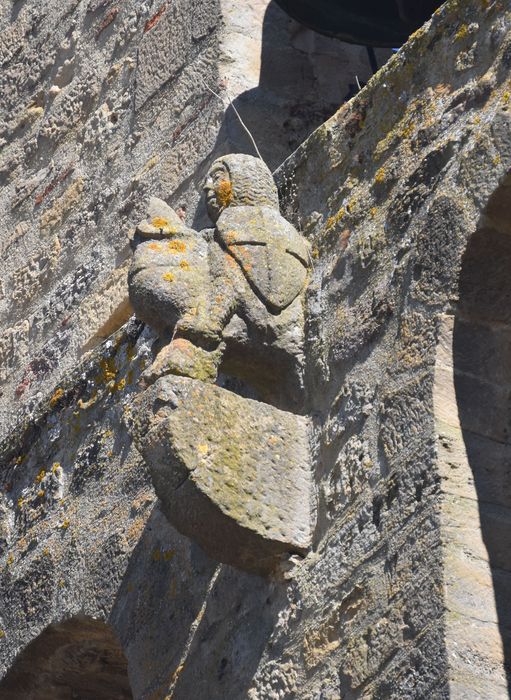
xmin=132 ymin=376 xmax=313 ymax=576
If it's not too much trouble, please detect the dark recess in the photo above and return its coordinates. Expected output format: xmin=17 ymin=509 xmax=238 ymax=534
xmin=274 ymin=0 xmax=442 ymax=47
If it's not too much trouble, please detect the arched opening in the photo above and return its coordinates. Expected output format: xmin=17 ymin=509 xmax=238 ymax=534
xmin=453 ymin=174 xmax=511 ymax=693
xmin=434 ymin=173 xmax=511 ymax=696
xmin=0 ymin=616 xmax=132 ymax=700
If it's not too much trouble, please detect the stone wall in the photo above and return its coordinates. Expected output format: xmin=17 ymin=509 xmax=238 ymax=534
xmin=0 ymin=0 xmax=388 ymax=441
xmin=1 ymin=0 xmax=511 ymax=698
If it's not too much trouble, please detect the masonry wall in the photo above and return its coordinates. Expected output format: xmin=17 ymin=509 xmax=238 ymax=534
xmin=0 ymin=0 xmax=388 ymax=441
xmin=1 ymin=0 xmax=511 ymax=698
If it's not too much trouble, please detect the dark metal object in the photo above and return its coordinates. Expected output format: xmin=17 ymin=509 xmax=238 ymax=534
xmin=273 ymin=0 xmax=442 ymax=47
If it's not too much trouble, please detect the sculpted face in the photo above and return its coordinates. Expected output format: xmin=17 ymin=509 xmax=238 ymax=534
xmin=204 ymin=162 xmax=232 ymax=222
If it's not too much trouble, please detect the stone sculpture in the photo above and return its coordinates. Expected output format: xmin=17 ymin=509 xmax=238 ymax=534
xmin=128 ymin=154 xmax=314 ymax=575
xmin=128 ymin=154 xmax=310 ymax=409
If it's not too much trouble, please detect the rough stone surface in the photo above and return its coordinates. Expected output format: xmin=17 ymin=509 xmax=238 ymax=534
xmin=0 ymin=0 xmax=384 ymax=439
xmin=132 ymin=375 xmax=312 ymax=576
xmin=1 ymin=0 xmax=511 ymax=699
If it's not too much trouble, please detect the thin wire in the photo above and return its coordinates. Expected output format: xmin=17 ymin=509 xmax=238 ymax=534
xmin=200 ymin=79 xmax=264 ymax=161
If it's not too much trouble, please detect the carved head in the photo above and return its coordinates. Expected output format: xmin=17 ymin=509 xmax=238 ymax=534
xmin=203 ymin=154 xmax=279 ymax=222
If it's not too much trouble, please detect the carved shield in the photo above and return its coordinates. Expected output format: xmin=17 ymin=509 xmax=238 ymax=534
xmin=216 ymin=206 xmax=310 ymax=311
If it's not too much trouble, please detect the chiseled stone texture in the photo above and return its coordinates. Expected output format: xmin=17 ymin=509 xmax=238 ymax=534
xmin=1 ymin=1 xmax=511 ymax=699
xmin=0 ymin=0 xmax=385 ymax=442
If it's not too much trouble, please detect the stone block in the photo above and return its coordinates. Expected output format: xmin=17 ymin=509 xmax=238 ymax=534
xmin=132 ymin=375 xmax=313 ymax=575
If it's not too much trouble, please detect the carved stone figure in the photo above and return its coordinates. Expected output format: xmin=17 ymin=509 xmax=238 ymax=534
xmin=128 ymin=154 xmax=311 ymax=410
xmin=128 ymin=154 xmax=314 ymax=575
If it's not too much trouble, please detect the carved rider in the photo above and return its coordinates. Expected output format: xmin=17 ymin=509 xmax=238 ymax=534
xmin=128 ymin=154 xmax=310 ymax=410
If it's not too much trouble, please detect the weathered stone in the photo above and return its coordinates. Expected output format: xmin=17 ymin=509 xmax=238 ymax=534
xmin=132 ymin=375 xmax=312 ymax=576
xmin=1 ymin=0 xmax=511 ymax=698
xmin=129 ymin=156 xmax=310 ymax=410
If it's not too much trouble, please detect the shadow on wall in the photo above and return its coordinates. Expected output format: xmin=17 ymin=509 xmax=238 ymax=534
xmin=109 ymin=507 xmax=287 ymax=700
xmin=453 ymin=173 xmax=511 ymax=693
xmin=0 ymin=615 xmax=133 ymax=699
xmin=192 ymin=1 xmax=390 ymax=228
xmin=0 ymin=507 xmax=286 ymax=700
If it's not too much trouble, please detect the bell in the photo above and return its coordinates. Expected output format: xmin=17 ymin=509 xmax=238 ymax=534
xmin=273 ymin=0 xmax=442 ymax=47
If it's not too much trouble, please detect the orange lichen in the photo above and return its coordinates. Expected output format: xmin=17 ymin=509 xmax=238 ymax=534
xmin=167 ymin=240 xmax=186 ymax=253
xmin=148 ymin=242 xmax=162 ymax=251
xmin=96 ymin=7 xmax=118 ymax=37
xmin=144 ymin=3 xmax=167 ymax=32
xmin=179 ymin=260 xmax=190 ymax=270
xmin=216 ymin=179 xmax=233 ymax=209
xmin=152 ymin=217 xmax=169 ymax=228
xmin=49 ymin=387 xmax=64 ymax=407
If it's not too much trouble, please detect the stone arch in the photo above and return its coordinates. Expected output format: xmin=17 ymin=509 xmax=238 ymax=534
xmin=0 ymin=615 xmax=132 ymax=700
xmin=434 ymin=171 xmax=511 ymax=697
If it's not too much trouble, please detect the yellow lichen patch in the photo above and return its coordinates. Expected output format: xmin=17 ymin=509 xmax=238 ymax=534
xmin=375 ymin=168 xmax=386 ymax=185
xmin=179 ymin=260 xmax=190 ymax=271
xmin=370 ymin=207 xmax=378 ymax=218
xmin=326 ymin=207 xmax=346 ymax=231
xmin=49 ymin=387 xmax=64 ymax=407
xmin=37 ymin=489 xmax=45 ymax=498
xmin=216 ymin=179 xmax=233 ymax=209
xmin=0 ymin=630 xmax=5 ymax=639
xmin=115 ymin=377 xmax=126 ymax=392
xmin=493 ymin=155 xmax=501 ymax=165
xmin=17 ymin=497 xmax=25 ymax=509
xmin=35 ymin=469 xmax=46 ymax=483
xmin=148 ymin=242 xmax=162 ymax=251
xmin=197 ymin=443 xmax=209 ymax=455
xmin=6 ymin=554 xmax=13 ymax=566
xmin=503 ymin=91 xmax=510 ymax=105
xmin=99 ymin=356 xmax=117 ymax=383
xmin=163 ymin=272 xmax=174 ymax=282
xmin=60 ymin=518 xmax=70 ymax=529
xmin=455 ymin=24 xmax=469 ymax=41
xmin=152 ymin=217 xmax=169 ymax=228
xmin=167 ymin=240 xmax=186 ymax=253
xmin=15 ymin=455 xmax=25 ymax=465
xmin=43 ymin=547 xmax=50 ymax=556
xmin=52 ymin=462 xmax=61 ymax=473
